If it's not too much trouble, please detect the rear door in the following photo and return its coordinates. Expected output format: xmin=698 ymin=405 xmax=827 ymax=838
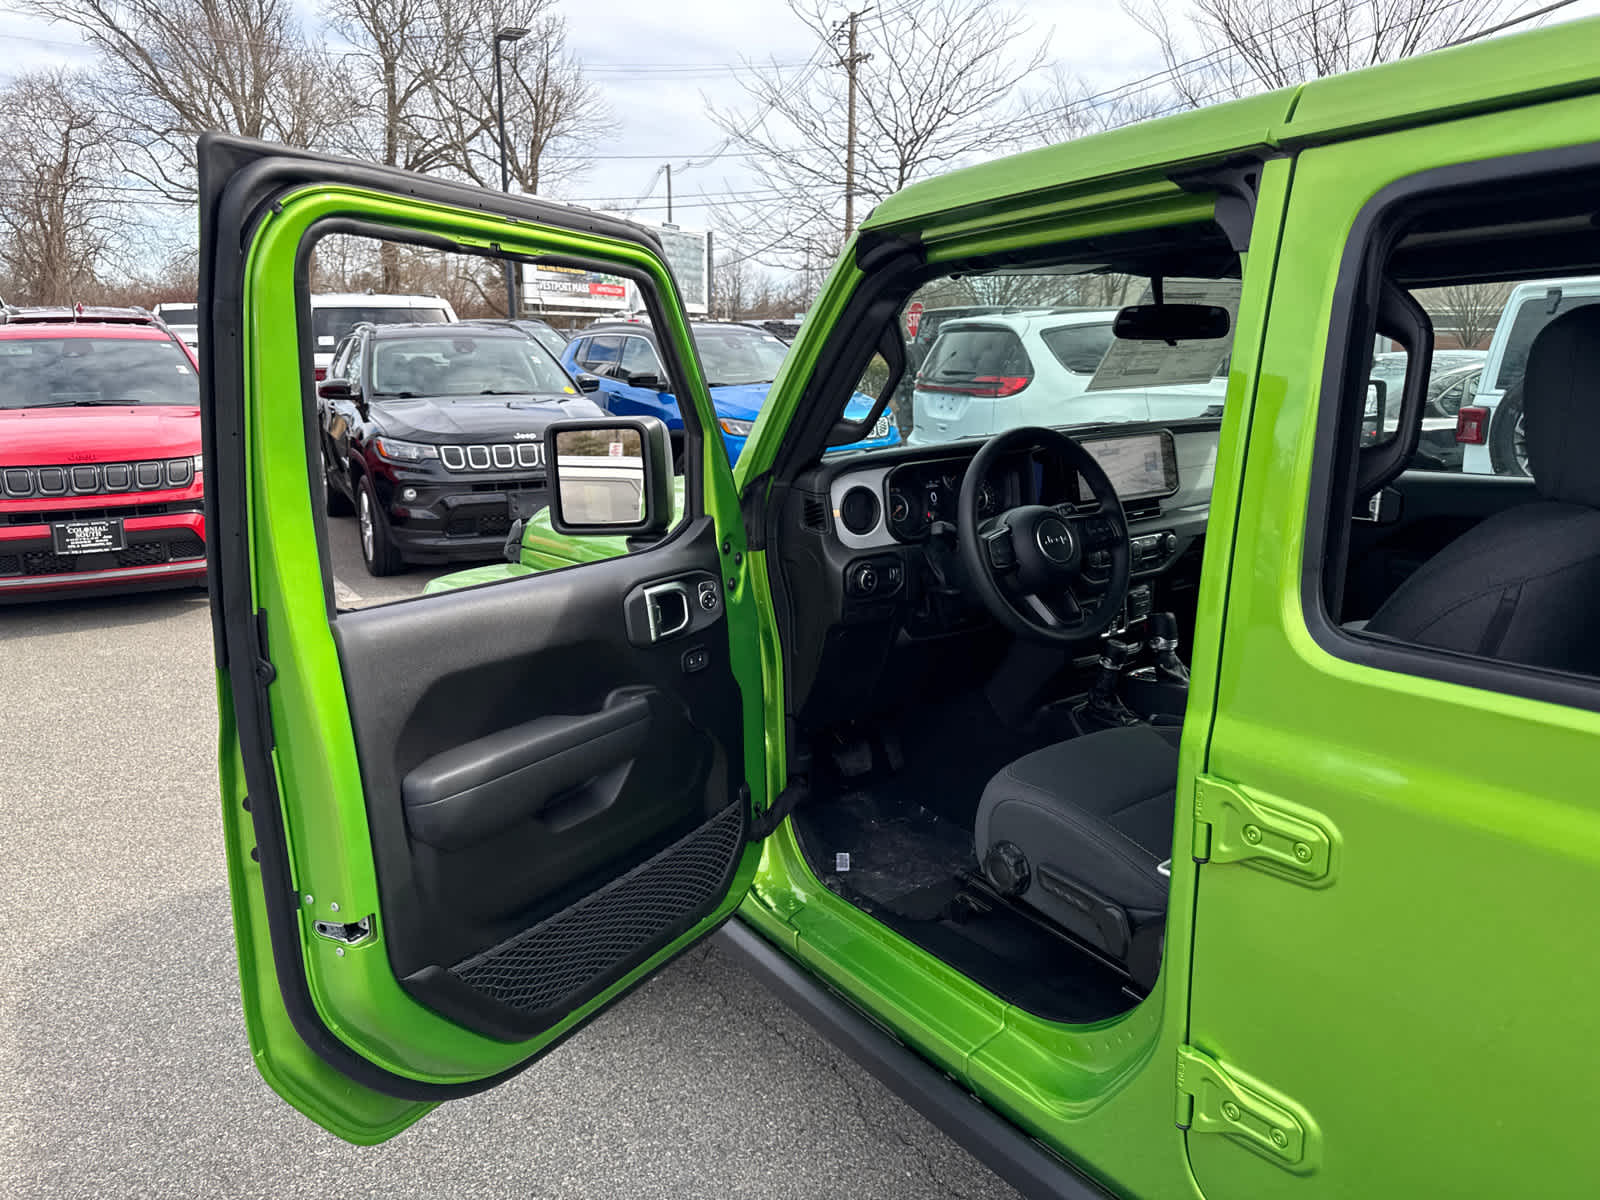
xmin=199 ymin=136 xmax=770 ymax=1143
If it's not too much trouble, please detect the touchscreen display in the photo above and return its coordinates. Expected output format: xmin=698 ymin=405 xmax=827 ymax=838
xmin=1080 ymin=432 xmax=1179 ymax=500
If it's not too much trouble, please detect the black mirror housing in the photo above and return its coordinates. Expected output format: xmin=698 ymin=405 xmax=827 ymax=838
xmin=1112 ymin=303 xmax=1231 ymax=342
xmin=574 ymin=372 xmax=603 ymax=393
xmin=543 ymin=415 xmax=674 ymax=538
xmin=317 ymin=378 xmax=355 ymax=401
xmin=624 ymin=371 xmax=665 ymax=390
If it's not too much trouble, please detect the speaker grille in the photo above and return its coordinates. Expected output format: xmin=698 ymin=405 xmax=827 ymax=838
xmin=450 ymin=802 xmax=746 ymax=1016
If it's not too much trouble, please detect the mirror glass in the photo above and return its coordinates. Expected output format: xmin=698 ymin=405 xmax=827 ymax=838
xmin=1112 ymin=303 xmax=1232 ymax=342
xmin=554 ymin=427 xmax=646 ymax=526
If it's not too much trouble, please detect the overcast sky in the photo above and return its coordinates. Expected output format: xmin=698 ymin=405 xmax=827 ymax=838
xmin=3 ymin=0 xmax=1598 ymax=236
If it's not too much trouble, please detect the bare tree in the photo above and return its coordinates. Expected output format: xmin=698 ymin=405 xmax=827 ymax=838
xmin=709 ymin=0 xmax=1046 ymax=273
xmin=424 ymin=6 xmax=613 ymax=196
xmin=0 ymin=70 xmax=120 ymax=305
xmin=25 ymin=0 xmax=334 ymax=201
xmin=1417 ymin=282 xmax=1513 ymax=349
xmin=1127 ymin=0 xmax=1513 ymax=108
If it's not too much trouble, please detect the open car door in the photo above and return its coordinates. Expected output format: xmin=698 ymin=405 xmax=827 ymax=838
xmin=198 ymin=136 xmax=771 ymax=1143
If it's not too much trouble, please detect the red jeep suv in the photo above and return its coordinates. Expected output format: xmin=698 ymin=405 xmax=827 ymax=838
xmin=0 ymin=306 xmax=205 ymax=602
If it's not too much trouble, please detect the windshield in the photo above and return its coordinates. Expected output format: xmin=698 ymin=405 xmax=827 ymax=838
xmin=878 ymin=266 xmax=1238 ymax=449
xmin=313 ymin=304 xmax=450 ymax=351
xmin=369 ymin=334 xmax=575 ymax=398
xmin=692 ymin=326 xmax=790 ymax=387
xmin=0 ymin=336 xmax=199 ymax=408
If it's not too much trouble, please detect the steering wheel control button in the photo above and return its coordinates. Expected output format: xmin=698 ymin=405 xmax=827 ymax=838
xmin=681 ymin=646 xmax=709 ymax=674
xmin=984 ymin=530 xmax=1016 ymax=570
xmin=697 ymin=580 xmax=720 ymax=612
xmin=1034 ymin=517 xmax=1076 ymax=565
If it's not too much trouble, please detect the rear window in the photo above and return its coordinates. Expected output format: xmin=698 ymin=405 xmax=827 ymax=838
xmin=0 ymin=336 xmax=198 ymax=408
xmin=312 ymin=305 xmax=450 ymax=350
xmin=919 ymin=327 xmax=1032 ymax=388
xmin=1040 ymin=323 xmax=1114 ymax=374
xmin=158 ymin=305 xmax=198 ymax=325
xmin=1494 ymin=291 xmax=1600 ymax=389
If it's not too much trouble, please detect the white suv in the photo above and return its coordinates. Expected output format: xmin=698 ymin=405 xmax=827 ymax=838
xmin=1459 ymin=276 xmax=1600 ymax=475
xmin=907 ymin=309 xmax=1227 ymax=445
xmin=309 ymin=292 xmax=458 ymax=379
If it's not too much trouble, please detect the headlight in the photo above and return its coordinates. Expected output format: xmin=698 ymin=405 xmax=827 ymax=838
xmin=719 ymin=418 xmax=754 ymax=436
xmin=373 ymin=438 xmax=440 ymax=463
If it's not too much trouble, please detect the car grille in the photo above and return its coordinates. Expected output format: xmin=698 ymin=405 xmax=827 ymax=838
xmin=0 ymin=531 xmax=206 ymax=578
xmin=439 ymin=443 xmax=544 ymax=471
xmin=446 ymin=513 xmax=513 ymax=538
xmin=0 ymin=457 xmax=195 ymax=500
xmin=4 ymin=501 xmax=201 ymax=525
xmin=871 ymin=414 xmax=892 ymax=440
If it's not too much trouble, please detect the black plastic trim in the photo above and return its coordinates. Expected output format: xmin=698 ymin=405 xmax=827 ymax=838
xmin=1171 ymin=156 xmax=1272 ymax=253
xmin=718 ymin=921 xmax=1119 ymax=1200
xmin=1303 ymin=138 xmax=1600 ymax=714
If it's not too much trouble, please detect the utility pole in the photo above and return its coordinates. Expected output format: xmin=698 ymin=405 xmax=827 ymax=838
xmin=837 ymin=8 xmax=872 ymax=239
xmin=665 ymin=163 xmax=673 ymax=224
xmin=493 ymin=26 xmax=529 ymax=318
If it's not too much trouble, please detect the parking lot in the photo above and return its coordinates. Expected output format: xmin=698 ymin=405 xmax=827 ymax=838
xmin=0 ymin=525 xmax=1018 ymax=1198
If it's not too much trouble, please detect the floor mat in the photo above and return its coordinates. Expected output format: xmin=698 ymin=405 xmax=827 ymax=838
xmin=790 ymin=766 xmax=1140 ymax=1025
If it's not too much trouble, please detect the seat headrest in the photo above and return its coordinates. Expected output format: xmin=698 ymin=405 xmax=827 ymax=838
xmin=1523 ymin=304 xmax=1600 ymax=507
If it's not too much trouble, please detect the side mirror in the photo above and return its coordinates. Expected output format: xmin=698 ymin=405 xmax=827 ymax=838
xmin=317 ymin=379 xmax=356 ymax=401
xmin=543 ymin=415 xmax=674 ymax=537
xmin=623 ymin=371 xmax=665 ymax=390
xmin=1112 ymin=304 xmax=1231 ymax=343
xmin=574 ymin=373 xmax=603 ymax=393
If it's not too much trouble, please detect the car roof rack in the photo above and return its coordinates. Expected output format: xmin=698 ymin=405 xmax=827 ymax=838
xmin=0 ymin=303 xmax=164 ymax=327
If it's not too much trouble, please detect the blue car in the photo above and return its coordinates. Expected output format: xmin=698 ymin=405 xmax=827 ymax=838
xmin=561 ymin=319 xmax=899 ymax=462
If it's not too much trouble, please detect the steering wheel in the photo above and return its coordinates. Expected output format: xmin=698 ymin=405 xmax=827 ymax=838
xmin=956 ymin=426 xmax=1132 ymax=645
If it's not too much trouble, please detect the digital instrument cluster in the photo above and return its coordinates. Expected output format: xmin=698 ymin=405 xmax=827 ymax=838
xmin=885 ymin=460 xmax=1000 ymax=540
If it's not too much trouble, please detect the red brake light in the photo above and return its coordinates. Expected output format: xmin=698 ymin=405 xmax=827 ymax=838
xmin=314 ymin=366 xmax=327 ymax=381
xmin=915 ymin=374 xmax=1032 ymax=398
xmin=1455 ymin=405 xmax=1488 ymax=444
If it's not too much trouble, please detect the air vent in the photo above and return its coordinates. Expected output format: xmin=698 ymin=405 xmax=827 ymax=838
xmin=800 ymin=493 xmax=831 ymax=533
xmin=838 ymin=486 xmax=881 ymax=536
xmin=1124 ymin=498 xmax=1162 ymax=522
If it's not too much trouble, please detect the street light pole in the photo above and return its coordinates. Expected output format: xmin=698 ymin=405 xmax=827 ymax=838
xmin=493 ymin=26 xmax=529 ymax=318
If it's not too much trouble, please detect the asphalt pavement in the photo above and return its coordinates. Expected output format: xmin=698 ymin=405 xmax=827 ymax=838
xmin=0 ymin=523 xmax=1020 ymax=1199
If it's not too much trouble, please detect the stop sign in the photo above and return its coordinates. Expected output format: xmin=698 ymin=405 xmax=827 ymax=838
xmin=905 ymin=301 xmax=924 ymax=339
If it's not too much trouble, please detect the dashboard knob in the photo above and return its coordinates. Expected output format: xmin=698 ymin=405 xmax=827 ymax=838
xmin=851 ymin=563 xmax=879 ymax=595
xmin=1162 ymin=532 xmax=1178 ymax=555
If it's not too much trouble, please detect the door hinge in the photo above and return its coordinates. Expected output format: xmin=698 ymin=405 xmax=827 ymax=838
xmin=1177 ymin=1045 xmax=1312 ymax=1170
xmin=1192 ymin=775 xmax=1333 ymax=885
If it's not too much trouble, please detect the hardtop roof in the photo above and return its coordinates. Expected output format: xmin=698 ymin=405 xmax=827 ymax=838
xmin=862 ymin=18 xmax=1600 ymax=234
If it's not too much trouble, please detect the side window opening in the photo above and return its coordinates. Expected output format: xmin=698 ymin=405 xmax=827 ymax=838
xmin=1317 ymin=163 xmax=1600 ymax=688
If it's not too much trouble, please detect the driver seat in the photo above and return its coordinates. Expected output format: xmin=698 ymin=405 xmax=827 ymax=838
xmin=974 ymin=724 xmax=1179 ymax=988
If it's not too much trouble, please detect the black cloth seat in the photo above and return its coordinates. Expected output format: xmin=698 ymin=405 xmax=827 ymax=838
xmin=974 ymin=724 xmax=1180 ymax=986
xmin=1367 ymin=305 xmax=1600 ymax=672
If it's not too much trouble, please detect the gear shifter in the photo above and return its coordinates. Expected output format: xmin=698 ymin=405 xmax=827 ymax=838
xmin=1147 ymin=611 xmax=1189 ymax=686
xmin=1074 ymin=635 xmax=1144 ymax=733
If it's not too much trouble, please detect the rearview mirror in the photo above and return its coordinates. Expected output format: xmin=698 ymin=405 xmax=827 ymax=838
xmin=1112 ymin=304 xmax=1231 ymax=342
xmin=543 ymin=415 xmax=673 ymax=537
xmin=574 ymin=372 xmax=603 ymax=393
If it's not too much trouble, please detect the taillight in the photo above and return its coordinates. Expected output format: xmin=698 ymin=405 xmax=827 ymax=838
xmin=314 ymin=366 xmax=327 ymax=382
xmin=1455 ymin=405 xmax=1488 ymax=444
xmin=916 ymin=374 xmax=1032 ymax=397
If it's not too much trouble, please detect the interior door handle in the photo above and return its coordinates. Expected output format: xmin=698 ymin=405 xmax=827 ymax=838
xmin=642 ymin=581 xmax=691 ymax=642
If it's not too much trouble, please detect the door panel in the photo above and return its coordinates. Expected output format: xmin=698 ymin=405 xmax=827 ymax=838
xmin=199 ymin=135 xmax=764 ymax=1141
xmin=332 ymin=518 xmax=746 ymax=1042
xmin=1187 ymin=98 xmax=1600 ymax=1198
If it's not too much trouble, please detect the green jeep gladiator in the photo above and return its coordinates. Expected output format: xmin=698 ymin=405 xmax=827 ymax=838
xmin=198 ymin=19 xmax=1600 ymax=1198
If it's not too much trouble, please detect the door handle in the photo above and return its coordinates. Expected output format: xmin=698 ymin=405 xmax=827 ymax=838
xmin=642 ymin=581 xmax=691 ymax=642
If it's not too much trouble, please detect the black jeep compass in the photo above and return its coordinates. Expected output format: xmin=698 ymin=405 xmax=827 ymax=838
xmin=317 ymin=322 xmax=604 ymax=575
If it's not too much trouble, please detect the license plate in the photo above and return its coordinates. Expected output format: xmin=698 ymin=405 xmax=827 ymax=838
xmin=871 ymin=415 xmax=892 ymax=440
xmin=52 ymin=518 xmax=125 ymax=555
